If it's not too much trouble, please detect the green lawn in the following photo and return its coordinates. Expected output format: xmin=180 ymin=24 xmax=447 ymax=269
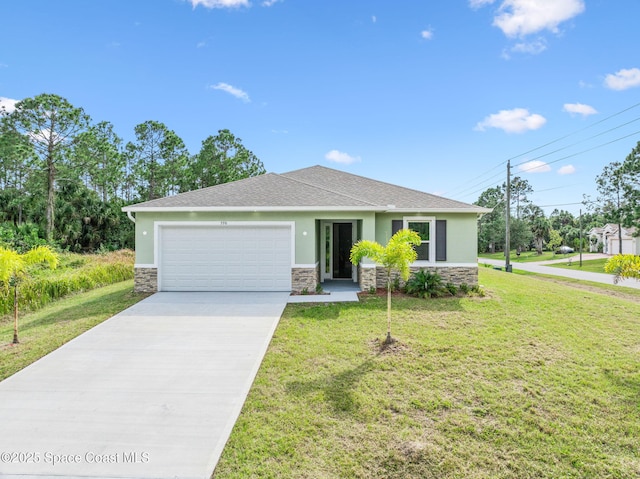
xmin=547 ymin=258 xmax=609 ymax=274
xmin=214 ymin=269 xmax=640 ymax=479
xmin=479 ymin=250 xmax=577 ymax=263
xmin=0 ymin=280 xmax=147 ymax=381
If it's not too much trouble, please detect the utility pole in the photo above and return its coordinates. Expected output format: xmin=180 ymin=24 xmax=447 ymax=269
xmin=505 ymin=160 xmax=512 ymax=272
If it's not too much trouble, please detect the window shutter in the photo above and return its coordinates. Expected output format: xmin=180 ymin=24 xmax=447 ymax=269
xmin=392 ymin=220 xmax=403 ymax=235
xmin=436 ymin=220 xmax=447 ymax=261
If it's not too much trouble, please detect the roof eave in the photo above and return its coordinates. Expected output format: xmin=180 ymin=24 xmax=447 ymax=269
xmin=386 ymin=207 xmax=493 ymax=214
xmin=122 ymin=205 xmax=493 ymax=214
xmin=122 ymin=205 xmax=381 ymax=213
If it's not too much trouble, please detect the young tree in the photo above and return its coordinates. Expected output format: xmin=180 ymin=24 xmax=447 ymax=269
xmin=604 ymin=254 xmax=640 ymax=284
xmin=5 ymin=94 xmax=90 ymax=240
xmin=350 ymin=229 xmax=421 ymax=345
xmin=547 ymin=229 xmax=563 ymax=253
xmin=0 ymin=245 xmax=59 ymax=343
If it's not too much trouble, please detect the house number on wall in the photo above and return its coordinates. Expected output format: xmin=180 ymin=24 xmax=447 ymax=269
xmin=220 ymin=221 xmax=228 ymax=225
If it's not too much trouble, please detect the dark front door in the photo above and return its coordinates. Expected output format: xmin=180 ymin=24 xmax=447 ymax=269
xmin=333 ymin=223 xmax=353 ymax=279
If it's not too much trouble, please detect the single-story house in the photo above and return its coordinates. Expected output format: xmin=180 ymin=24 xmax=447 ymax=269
xmin=123 ymin=165 xmax=491 ymax=293
xmin=588 ymin=224 xmax=639 ymax=255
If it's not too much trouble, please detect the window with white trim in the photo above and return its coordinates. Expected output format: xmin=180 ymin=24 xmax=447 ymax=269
xmin=404 ymin=217 xmax=435 ymax=262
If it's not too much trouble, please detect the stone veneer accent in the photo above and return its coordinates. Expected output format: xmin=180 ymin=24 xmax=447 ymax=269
xmin=375 ymin=265 xmax=478 ymax=289
xmin=291 ymin=266 xmax=319 ymax=293
xmin=135 ymin=267 xmax=158 ymax=293
xmin=358 ymin=265 xmax=377 ymax=291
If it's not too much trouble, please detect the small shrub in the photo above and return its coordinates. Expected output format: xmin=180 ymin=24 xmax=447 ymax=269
xmin=368 ymin=286 xmax=377 ymax=295
xmin=301 ymin=287 xmax=309 ymax=295
xmin=405 ymin=270 xmax=444 ymax=299
xmin=315 ymin=283 xmax=324 ymax=294
xmin=471 ymin=285 xmax=485 ymax=297
xmin=445 ymin=282 xmax=457 ymax=296
xmin=459 ymin=283 xmax=471 ymax=295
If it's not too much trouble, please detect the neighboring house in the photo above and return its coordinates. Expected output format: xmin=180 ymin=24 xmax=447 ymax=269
xmin=588 ymin=224 xmax=639 ymax=255
xmin=123 ymin=165 xmax=491 ymax=293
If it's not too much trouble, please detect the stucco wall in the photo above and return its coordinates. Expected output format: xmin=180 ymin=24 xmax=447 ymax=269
xmin=131 ymin=210 xmax=377 ymax=267
xmin=374 ymin=212 xmax=479 ymax=264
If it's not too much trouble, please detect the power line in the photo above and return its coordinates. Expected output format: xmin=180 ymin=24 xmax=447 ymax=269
xmin=446 ymin=100 xmax=640 ymax=199
xmin=512 ymin=115 xmax=640 ymax=169
xmin=517 ymin=129 xmax=640 ymax=174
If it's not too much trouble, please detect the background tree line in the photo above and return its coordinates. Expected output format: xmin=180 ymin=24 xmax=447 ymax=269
xmin=0 ymin=93 xmax=266 ymax=253
xmin=475 ymin=140 xmax=640 ymax=254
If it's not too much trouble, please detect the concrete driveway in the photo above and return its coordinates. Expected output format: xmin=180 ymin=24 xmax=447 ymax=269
xmin=0 ymin=291 xmax=289 ymax=479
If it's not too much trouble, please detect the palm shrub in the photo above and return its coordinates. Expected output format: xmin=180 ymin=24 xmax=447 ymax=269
xmin=405 ymin=269 xmax=445 ymax=298
xmin=350 ymin=229 xmax=421 ymax=344
xmin=445 ymin=282 xmax=458 ymax=296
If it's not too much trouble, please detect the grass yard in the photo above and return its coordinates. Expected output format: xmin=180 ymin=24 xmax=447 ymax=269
xmin=0 ymin=280 xmax=147 ymax=381
xmin=479 ymin=250 xmax=577 ymax=263
xmin=547 ymin=258 xmax=609 ymax=274
xmin=214 ymin=269 xmax=640 ymax=479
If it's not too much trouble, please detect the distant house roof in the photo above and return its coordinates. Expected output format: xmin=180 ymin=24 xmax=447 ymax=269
xmin=589 ymin=224 xmax=637 ymax=237
xmin=123 ymin=165 xmax=490 ymax=213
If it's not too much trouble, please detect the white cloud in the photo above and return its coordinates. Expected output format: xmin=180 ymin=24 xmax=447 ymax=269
xmin=558 ymin=165 xmax=576 ymax=175
xmin=0 ymin=97 xmax=18 ymax=115
xmin=510 ymin=38 xmax=547 ymax=54
xmin=421 ymin=29 xmax=434 ymax=40
xmin=188 ymin=0 xmax=249 ymax=8
xmin=372 ymin=15 xmax=377 ymax=23
xmin=474 ymin=108 xmax=546 ymax=133
xmin=325 ymin=150 xmax=361 ymax=165
xmin=210 ymin=82 xmax=250 ymax=103
xmin=563 ymin=102 xmax=597 ymax=117
xmin=262 ymin=0 xmax=281 ymax=5
xmin=469 ymin=0 xmax=496 ymax=8
xmin=196 ymin=41 xmax=206 ymax=48
xmin=0 ymin=63 xmax=7 ymax=68
xmin=518 ymin=160 xmax=551 ymax=174
xmin=604 ymin=68 xmax=640 ymax=91
xmin=491 ymin=0 xmax=585 ymax=38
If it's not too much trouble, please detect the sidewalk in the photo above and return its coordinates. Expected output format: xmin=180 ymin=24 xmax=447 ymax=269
xmin=479 ymin=256 xmax=640 ymax=290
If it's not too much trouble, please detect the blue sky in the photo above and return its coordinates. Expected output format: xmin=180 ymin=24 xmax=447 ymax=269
xmin=1 ymin=0 xmax=640 ymax=215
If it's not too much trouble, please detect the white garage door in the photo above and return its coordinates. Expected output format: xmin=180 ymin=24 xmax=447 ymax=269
xmin=159 ymin=224 xmax=292 ymax=292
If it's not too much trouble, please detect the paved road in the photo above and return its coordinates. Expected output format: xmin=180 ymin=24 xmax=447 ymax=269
xmin=0 ymin=292 xmax=289 ymax=479
xmin=479 ymin=256 xmax=640 ymax=290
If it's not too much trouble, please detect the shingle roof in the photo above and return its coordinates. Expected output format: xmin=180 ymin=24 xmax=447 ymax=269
xmin=123 ymin=165 xmax=489 ymax=213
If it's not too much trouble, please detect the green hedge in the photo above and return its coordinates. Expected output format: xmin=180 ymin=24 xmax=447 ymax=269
xmin=0 ymin=251 xmax=134 ymax=316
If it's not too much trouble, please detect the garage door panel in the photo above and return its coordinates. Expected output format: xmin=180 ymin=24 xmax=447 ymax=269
xmin=159 ymin=225 xmax=292 ymax=292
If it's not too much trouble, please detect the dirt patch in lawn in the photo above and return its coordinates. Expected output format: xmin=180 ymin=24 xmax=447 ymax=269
xmin=531 ymin=276 xmax=640 ymax=303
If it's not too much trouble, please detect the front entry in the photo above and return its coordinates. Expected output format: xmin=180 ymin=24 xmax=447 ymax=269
xmin=321 ymin=221 xmax=357 ymax=282
xmin=333 ymin=223 xmax=352 ymax=278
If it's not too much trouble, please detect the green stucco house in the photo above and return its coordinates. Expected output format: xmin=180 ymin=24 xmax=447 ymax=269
xmin=123 ymin=165 xmax=490 ymax=293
